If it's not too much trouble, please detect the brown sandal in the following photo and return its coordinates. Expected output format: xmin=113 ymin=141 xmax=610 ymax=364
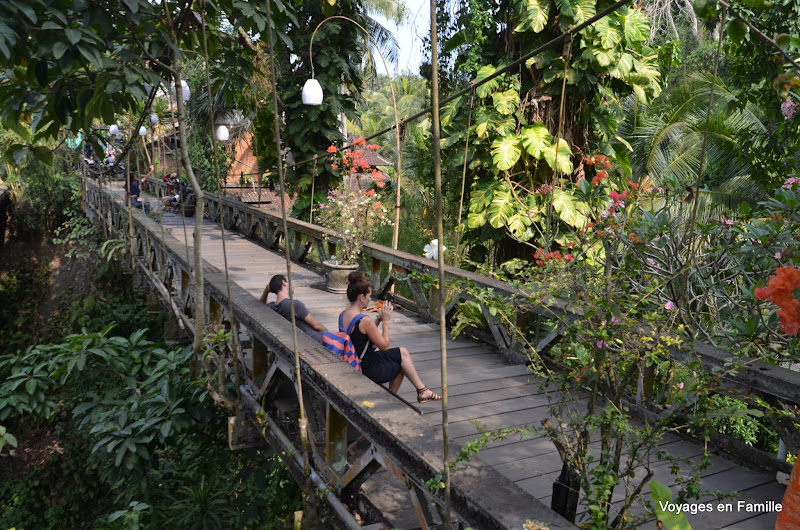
xmin=417 ymin=387 xmax=442 ymax=403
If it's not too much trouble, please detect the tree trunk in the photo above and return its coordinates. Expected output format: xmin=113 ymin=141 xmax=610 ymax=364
xmin=169 ymin=48 xmax=206 ymax=362
xmin=682 ymin=0 xmax=701 ymax=43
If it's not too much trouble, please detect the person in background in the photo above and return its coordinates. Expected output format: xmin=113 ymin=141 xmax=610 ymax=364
xmin=260 ymin=274 xmax=328 ymax=342
xmin=124 ymin=165 xmax=154 ymax=210
xmin=340 ymin=271 xmax=441 ymax=403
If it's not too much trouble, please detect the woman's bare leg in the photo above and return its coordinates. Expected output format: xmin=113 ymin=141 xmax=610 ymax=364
xmin=397 ymin=347 xmax=431 ymax=393
xmin=388 ymin=371 xmax=404 ymax=393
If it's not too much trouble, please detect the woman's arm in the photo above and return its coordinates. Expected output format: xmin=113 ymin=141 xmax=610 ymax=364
xmin=361 ymin=302 xmax=393 ymax=351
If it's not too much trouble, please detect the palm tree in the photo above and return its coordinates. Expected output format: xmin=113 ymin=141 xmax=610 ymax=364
xmin=619 ymin=72 xmax=768 ymax=219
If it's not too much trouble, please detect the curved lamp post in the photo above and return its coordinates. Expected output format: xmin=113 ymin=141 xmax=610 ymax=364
xmin=302 ymin=16 xmax=404 ymax=251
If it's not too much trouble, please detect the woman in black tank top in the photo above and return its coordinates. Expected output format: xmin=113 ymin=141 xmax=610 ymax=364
xmin=340 ymin=272 xmax=441 ymax=404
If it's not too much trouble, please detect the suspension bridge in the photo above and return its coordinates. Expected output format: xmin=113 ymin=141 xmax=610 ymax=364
xmin=79 ymin=174 xmax=790 ymax=529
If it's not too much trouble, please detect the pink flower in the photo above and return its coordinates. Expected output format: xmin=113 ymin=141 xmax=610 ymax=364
xmin=781 ymin=99 xmax=798 ymax=119
xmin=595 ymin=340 xmax=607 ymax=349
xmin=611 ymin=316 xmax=620 ymax=325
xmin=678 ymin=382 xmax=684 ymax=389
xmin=647 ymin=258 xmax=656 ymax=267
xmin=665 ymin=301 xmax=676 ymax=310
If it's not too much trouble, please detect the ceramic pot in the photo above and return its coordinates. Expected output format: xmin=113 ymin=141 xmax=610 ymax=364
xmin=322 ymin=260 xmax=358 ymax=293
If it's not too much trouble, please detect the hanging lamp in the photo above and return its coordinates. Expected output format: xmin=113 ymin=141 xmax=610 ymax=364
xmin=301 ymin=79 xmax=323 ymax=106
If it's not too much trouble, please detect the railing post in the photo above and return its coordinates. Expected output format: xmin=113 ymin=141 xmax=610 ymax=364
xmin=252 ymin=337 xmax=269 ymax=383
xmin=326 ymin=402 xmax=349 ymax=477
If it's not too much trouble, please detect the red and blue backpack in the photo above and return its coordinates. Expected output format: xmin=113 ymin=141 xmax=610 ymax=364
xmin=321 ymin=313 xmax=369 ymax=373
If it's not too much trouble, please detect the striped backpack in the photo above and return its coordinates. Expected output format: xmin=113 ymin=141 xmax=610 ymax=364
xmin=321 ymin=313 xmax=368 ymax=373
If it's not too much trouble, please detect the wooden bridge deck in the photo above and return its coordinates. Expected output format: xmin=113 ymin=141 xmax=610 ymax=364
xmin=126 ymin=185 xmax=784 ymax=529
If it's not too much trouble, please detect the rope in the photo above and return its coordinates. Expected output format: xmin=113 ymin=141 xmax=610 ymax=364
xmin=428 ymin=0 xmax=451 ymax=524
xmin=168 ymin=88 xmax=193 ymax=270
xmin=545 ymin=34 xmax=572 ymax=254
xmin=267 ymin=0 xmax=313 ymax=504
xmin=454 ymin=87 xmax=475 ymax=264
xmin=199 ymin=0 xmax=242 ymax=400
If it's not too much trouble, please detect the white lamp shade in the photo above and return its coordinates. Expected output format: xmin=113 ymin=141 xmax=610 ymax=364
xmin=138 ymin=126 xmax=147 ymax=136
xmin=109 ymin=124 xmax=119 ymax=135
xmin=172 ymin=80 xmax=191 ymax=102
xmin=150 ymin=114 xmax=159 ymax=125
xmin=302 ymin=79 xmax=323 ymax=105
xmin=216 ymin=125 xmax=230 ymax=142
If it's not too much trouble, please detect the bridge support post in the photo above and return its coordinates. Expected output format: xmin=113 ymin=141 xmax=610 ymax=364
xmin=326 ymin=403 xmax=349 ymax=477
xmin=408 ymin=482 xmax=437 ymax=530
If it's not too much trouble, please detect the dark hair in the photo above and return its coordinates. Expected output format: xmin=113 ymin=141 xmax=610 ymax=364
xmin=346 ymin=271 xmax=371 ymax=302
xmin=268 ymin=274 xmax=286 ymax=294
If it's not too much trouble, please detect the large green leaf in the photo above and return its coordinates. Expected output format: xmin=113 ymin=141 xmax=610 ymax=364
xmin=475 ymin=108 xmax=514 ymax=139
xmin=551 ymin=189 xmax=588 ymax=228
xmin=554 ymin=0 xmax=575 ymax=18
xmin=609 ymin=52 xmax=633 ymax=79
xmin=516 ymin=0 xmax=549 ymax=33
xmin=493 ymin=89 xmax=519 ymax=115
xmin=585 ymin=43 xmax=617 ymax=67
xmin=506 ymin=212 xmax=532 ymax=239
xmin=542 ymin=137 xmax=574 ymax=175
xmin=491 ymin=135 xmax=521 ymax=171
xmin=486 ymin=185 xmax=516 ymax=228
xmin=649 ymin=481 xmax=692 ymax=530
xmin=569 ymin=0 xmax=596 ymax=25
xmin=622 ymin=9 xmax=650 ymax=44
xmin=441 ymin=96 xmax=463 ymax=128
xmin=475 ymin=65 xmax=499 ymax=98
xmin=592 ymin=17 xmax=623 ymax=50
xmin=520 ymin=123 xmax=552 ymax=158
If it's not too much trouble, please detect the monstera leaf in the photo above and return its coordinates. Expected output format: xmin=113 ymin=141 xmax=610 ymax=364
xmin=622 ymin=8 xmax=650 ymax=43
xmin=520 ymin=123 xmax=552 ymax=158
xmin=551 ymin=189 xmax=589 ymax=228
xmin=475 ymin=65 xmax=500 ymax=98
xmin=569 ymin=0 xmax=596 ymax=25
xmin=486 ymin=185 xmax=516 ymax=229
xmin=592 ymin=17 xmax=623 ymax=50
xmin=440 ymin=96 xmax=463 ymax=128
xmin=493 ymin=89 xmax=519 ymax=115
xmin=515 ymin=0 xmax=549 ymax=33
xmin=609 ymin=52 xmax=634 ymax=78
xmin=491 ymin=135 xmax=522 ymax=171
xmin=542 ymin=137 xmax=574 ymax=175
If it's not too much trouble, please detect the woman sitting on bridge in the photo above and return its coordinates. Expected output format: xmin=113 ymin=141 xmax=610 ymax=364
xmin=340 ymin=272 xmax=441 ymax=404
xmin=260 ymin=274 xmax=328 ymax=342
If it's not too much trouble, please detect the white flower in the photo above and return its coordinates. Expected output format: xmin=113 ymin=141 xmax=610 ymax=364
xmin=423 ymin=239 xmax=445 ymax=260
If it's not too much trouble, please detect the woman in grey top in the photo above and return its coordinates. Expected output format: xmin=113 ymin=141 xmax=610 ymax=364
xmin=260 ymin=275 xmax=328 ymax=342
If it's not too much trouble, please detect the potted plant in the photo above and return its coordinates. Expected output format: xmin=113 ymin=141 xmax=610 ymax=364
xmin=317 ymin=139 xmax=391 ymax=292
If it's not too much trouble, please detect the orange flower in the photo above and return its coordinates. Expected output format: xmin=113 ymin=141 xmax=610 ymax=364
xmin=353 ymin=137 xmax=366 ymax=146
xmin=331 ymin=164 xmax=338 ymax=169
xmin=375 ymin=180 xmax=386 ymax=188
xmin=327 ymin=145 xmax=337 ymax=153
xmin=755 ymin=266 xmax=800 ymax=335
xmin=365 ymin=189 xmax=376 ymax=196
